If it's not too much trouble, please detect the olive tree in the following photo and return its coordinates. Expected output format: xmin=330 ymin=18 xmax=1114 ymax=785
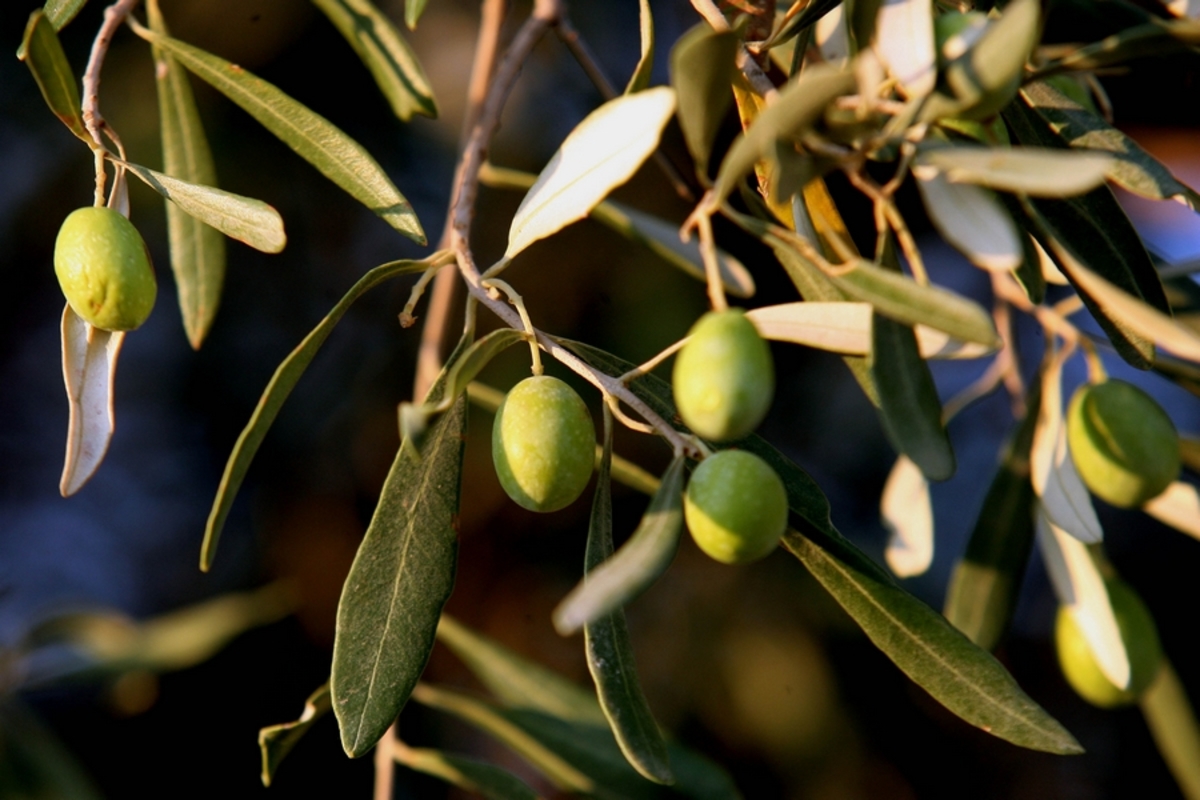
xmin=10 ymin=0 xmax=1200 ymax=796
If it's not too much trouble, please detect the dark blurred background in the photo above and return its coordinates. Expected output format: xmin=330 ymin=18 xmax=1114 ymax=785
xmin=2 ymin=0 xmax=1200 ymax=797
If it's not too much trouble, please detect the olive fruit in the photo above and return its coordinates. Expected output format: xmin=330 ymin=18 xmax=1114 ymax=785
xmin=54 ymin=206 xmax=157 ymax=331
xmin=1067 ymin=379 xmax=1180 ymax=508
xmin=492 ymin=375 xmax=595 ymax=512
xmin=1055 ymin=579 xmax=1163 ymax=708
xmin=672 ymin=310 xmax=774 ymax=442
xmin=684 ymin=449 xmax=788 ymax=564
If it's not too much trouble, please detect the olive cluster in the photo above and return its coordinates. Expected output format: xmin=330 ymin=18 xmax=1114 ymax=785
xmin=490 ymin=309 xmax=787 ymax=565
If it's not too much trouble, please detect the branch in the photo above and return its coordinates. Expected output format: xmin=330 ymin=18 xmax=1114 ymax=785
xmin=446 ymin=0 xmax=698 ymax=457
xmin=82 ymin=0 xmax=141 ymax=204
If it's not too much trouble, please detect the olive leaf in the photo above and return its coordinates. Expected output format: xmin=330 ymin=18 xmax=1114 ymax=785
xmin=331 ymin=388 xmax=467 ymax=757
xmin=393 ymin=743 xmax=539 ymax=800
xmin=915 ymin=145 xmax=1113 ymax=198
xmin=881 ymin=455 xmax=934 ymax=578
xmin=202 ymin=255 xmax=443 ymax=571
xmin=405 ymin=0 xmax=429 ymax=29
xmin=944 ymin=378 xmax=1041 ymax=651
xmin=578 ymin=413 xmax=674 ymax=785
xmin=553 ymin=456 xmax=685 ymax=634
xmin=59 ymin=306 xmax=124 ymax=497
xmin=42 ymin=0 xmax=89 ymax=30
xmin=1141 ymin=660 xmax=1200 ymax=800
xmin=914 ymin=166 xmax=1022 ymax=272
xmin=625 ymin=0 xmax=655 ymax=94
xmin=669 ymin=23 xmax=738 ymax=176
xmin=148 ymin=0 xmax=227 ymax=350
xmin=18 ymin=11 xmax=88 ymax=141
xmin=1036 ymin=509 xmax=1129 ymax=689
xmin=311 ymin=0 xmax=437 ymax=121
xmin=1143 ymin=481 xmax=1200 ymax=540
xmin=506 ymin=87 xmax=677 ymax=259
xmin=0 ymin=701 xmax=103 ymax=800
xmin=871 ymin=314 xmax=957 ymax=482
xmin=259 ymin=684 xmax=332 ymax=786
xmin=130 ymin=24 xmax=426 ymax=243
xmin=874 ymin=0 xmax=936 ymax=98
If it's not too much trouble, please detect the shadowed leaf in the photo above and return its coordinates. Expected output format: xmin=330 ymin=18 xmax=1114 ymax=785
xmin=59 ymin=306 xmax=124 ymax=497
xmin=18 ymin=11 xmax=88 ymax=140
xmin=393 ymin=744 xmax=539 ymax=800
xmin=259 ymin=684 xmax=333 ymax=786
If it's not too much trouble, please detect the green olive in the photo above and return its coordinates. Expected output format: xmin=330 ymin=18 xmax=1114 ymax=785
xmin=54 ymin=206 xmax=156 ymax=331
xmin=1067 ymin=380 xmax=1180 ymax=508
xmin=1055 ymin=579 xmax=1163 ymax=708
xmin=672 ymin=310 xmax=774 ymax=442
xmin=684 ymin=449 xmax=787 ymax=564
xmin=492 ymin=375 xmax=595 ymax=512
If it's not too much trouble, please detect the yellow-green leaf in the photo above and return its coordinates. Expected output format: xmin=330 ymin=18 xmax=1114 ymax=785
xmin=18 ymin=11 xmax=88 ymax=141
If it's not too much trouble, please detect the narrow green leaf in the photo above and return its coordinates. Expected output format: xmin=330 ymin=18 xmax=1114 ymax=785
xmin=311 ymin=0 xmax=437 ymax=121
xmin=435 ymin=617 xmax=740 ymax=799
xmin=393 ymin=744 xmax=538 ymax=800
xmin=669 ymin=23 xmax=738 ymax=175
xmin=123 ymin=161 xmax=285 ymax=254
xmin=713 ymin=64 xmax=857 ymax=204
xmin=42 ymin=0 xmax=89 ymax=30
xmin=331 ymin=390 xmax=467 ymax=757
xmin=0 ymin=701 xmax=103 ymax=800
xmin=202 ymin=255 xmax=442 ymax=571
xmin=149 ymin=1 xmax=227 ymax=349
xmin=18 ymin=11 xmax=88 ymax=141
xmin=1141 ymin=660 xmax=1200 ymax=800
xmin=834 ymin=260 xmax=1001 ymax=347
xmin=1039 ymin=20 xmax=1190 ymax=75
xmin=405 ymin=0 xmax=429 ymax=30
xmin=577 ymin=416 xmax=673 ymax=784
xmin=259 ymin=683 xmax=332 ymax=786
xmin=625 ymin=0 xmax=655 ymax=94
xmin=131 ymin=25 xmax=426 ymax=243
xmin=554 ymin=456 xmax=685 ymax=635
xmin=871 ymin=315 xmax=956 ymax=481
xmin=506 ymin=87 xmax=676 ymax=259
xmin=1021 ymin=80 xmax=1200 ymax=211
xmin=784 ymin=525 xmax=1083 ymax=755
xmin=727 ymin=213 xmax=879 ymax=405
xmin=916 ymin=145 xmax=1113 ymax=198
xmin=944 ymin=379 xmax=1041 ymax=651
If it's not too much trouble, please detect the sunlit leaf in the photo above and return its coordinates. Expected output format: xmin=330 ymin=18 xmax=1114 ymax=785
xmin=405 ymin=0 xmax=429 ymax=29
xmin=1020 ymin=81 xmax=1200 ymax=211
xmin=944 ymin=378 xmax=1040 ymax=651
xmin=669 ymin=23 xmax=738 ymax=175
xmin=916 ymin=146 xmax=1112 ymax=198
xmin=506 ymin=87 xmax=676 ymax=258
xmin=202 ymin=256 xmax=441 ymax=570
xmin=914 ymin=166 xmax=1022 ymax=272
xmin=1036 ymin=508 xmax=1128 ymax=688
xmin=132 ymin=26 xmax=425 ymax=243
xmin=393 ymin=744 xmax=538 ymax=800
xmin=1143 ymin=481 xmax=1200 ymax=539
xmin=578 ymin=416 xmax=673 ymax=785
xmin=882 ymin=456 xmax=934 ymax=577
xmin=554 ymin=456 xmax=685 ymax=635
xmin=331 ymin=389 xmax=466 ymax=756
xmin=148 ymin=1 xmax=227 ymax=350
xmin=259 ymin=684 xmax=331 ymax=786
xmin=874 ymin=0 xmax=935 ymax=97
xmin=1029 ymin=349 xmax=1102 ymax=543
xmin=769 ymin=0 xmax=846 ymax=48
xmin=834 ymin=260 xmax=1000 ymax=348
xmin=625 ymin=0 xmax=655 ymax=94
xmin=311 ymin=0 xmax=437 ymax=120
xmin=59 ymin=306 xmax=124 ymax=497
xmin=814 ymin=3 xmax=851 ymax=64
xmin=871 ymin=315 xmax=956 ymax=481
xmin=713 ymin=64 xmax=856 ymax=204
xmin=42 ymin=0 xmax=89 ymax=30
xmin=123 ymin=161 xmax=285 ymax=254
xmin=18 ymin=11 xmax=88 ymax=141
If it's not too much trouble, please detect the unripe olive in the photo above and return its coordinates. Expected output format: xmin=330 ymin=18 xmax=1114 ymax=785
xmin=1067 ymin=379 xmax=1180 ymax=508
xmin=684 ymin=449 xmax=788 ymax=564
xmin=54 ymin=207 xmax=156 ymax=331
xmin=672 ymin=310 xmax=774 ymax=442
xmin=1055 ymin=579 xmax=1163 ymax=708
xmin=492 ymin=375 xmax=595 ymax=512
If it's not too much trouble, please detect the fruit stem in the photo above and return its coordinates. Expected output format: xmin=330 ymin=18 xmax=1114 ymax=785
xmin=617 ymin=337 xmax=689 ymax=385
xmin=482 ymin=278 xmax=543 ymax=376
xmin=695 ymin=212 xmax=728 ymax=312
xmin=81 ymin=0 xmax=141 ymax=204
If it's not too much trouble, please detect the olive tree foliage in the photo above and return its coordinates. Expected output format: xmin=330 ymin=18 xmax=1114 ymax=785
xmin=14 ymin=0 xmax=1200 ymax=795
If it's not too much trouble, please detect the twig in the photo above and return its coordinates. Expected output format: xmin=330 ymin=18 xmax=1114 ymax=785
xmin=82 ymin=0 xmax=141 ymax=205
xmin=447 ymin=0 xmax=698 ymax=456
xmin=414 ymin=0 xmax=509 ymax=402
xmin=373 ymin=724 xmax=396 ymax=800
